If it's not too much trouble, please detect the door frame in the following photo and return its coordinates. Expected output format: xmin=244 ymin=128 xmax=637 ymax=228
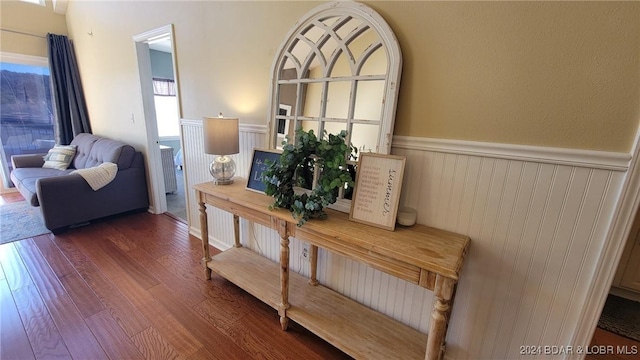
xmin=133 ymin=24 xmax=183 ymax=216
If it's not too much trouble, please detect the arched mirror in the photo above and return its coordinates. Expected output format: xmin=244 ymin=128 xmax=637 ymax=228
xmin=267 ymin=1 xmax=402 ymax=212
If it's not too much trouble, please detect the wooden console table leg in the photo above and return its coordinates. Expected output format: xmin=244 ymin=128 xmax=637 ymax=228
xmin=277 ymin=220 xmax=290 ymax=330
xmin=425 ymin=275 xmax=455 ymax=360
xmin=198 ymin=196 xmax=212 ymax=280
xmin=233 ymin=214 xmax=241 ymax=248
xmin=309 ymin=245 xmax=319 ymax=285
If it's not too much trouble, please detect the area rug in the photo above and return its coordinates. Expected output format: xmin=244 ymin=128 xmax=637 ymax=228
xmin=597 ymin=294 xmax=640 ymax=342
xmin=0 ymin=201 xmax=50 ymax=244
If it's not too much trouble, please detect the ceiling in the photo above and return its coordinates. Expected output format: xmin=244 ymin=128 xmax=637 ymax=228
xmin=149 ymin=38 xmax=172 ymax=53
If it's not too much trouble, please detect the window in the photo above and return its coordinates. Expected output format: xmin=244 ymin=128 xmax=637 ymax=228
xmin=153 ymin=78 xmax=179 ymax=138
xmin=0 ymin=54 xmax=55 ymax=188
xmin=152 ymin=78 xmax=176 ymax=96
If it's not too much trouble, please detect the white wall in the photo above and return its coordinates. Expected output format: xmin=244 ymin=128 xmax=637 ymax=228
xmin=182 ymin=119 xmax=629 ymax=359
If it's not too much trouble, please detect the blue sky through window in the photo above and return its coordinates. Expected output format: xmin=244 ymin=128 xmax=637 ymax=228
xmin=0 ymin=62 xmax=49 ymax=75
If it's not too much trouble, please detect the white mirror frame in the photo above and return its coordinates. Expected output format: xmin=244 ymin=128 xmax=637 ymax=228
xmin=266 ymin=1 xmax=402 ymax=212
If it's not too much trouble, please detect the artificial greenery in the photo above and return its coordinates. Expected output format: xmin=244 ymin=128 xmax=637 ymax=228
xmin=263 ymin=128 xmax=354 ymax=226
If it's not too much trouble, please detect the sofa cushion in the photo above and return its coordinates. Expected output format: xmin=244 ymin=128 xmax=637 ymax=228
xmin=87 ymin=139 xmax=135 ymax=170
xmin=43 ymin=145 xmax=77 ymax=170
xmin=10 ymin=167 xmax=74 ymax=206
xmin=70 ymin=133 xmax=135 ymax=170
xmin=71 ymin=133 xmax=100 ymax=169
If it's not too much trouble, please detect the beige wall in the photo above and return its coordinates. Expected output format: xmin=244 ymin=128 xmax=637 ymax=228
xmin=61 ymin=0 xmax=320 ymax=151
xmin=3 ymin=1 xmax=638 ymax=152
xmin=0 ymin=0 xmax=67 ymax=57
xmin=62 ymin=0 xmax=639 ymax=153
xmin=370 ymin=1 xmax=640 ymax=152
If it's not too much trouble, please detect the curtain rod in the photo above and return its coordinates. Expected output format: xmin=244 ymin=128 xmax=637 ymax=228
xmin=1 ymin=28 xmax=46 ymax=39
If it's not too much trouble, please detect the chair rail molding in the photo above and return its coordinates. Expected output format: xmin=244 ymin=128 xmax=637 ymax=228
xmin=179 ymin=118 xmax=267 ymax=134
xmin=392 ymin=136 xmax=631 ymax=172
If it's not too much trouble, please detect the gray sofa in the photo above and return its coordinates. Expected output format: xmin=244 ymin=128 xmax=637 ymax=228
xmin=10 ymin=133 xmax=149 ymax=233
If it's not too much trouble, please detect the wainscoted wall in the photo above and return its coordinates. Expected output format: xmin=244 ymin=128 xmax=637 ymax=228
xmin=392 ymin=137 xmax=628 ymax=359
xmin=180 ymin=120 xmax=266 ymax=246
xmin=180 ymin=118 xmax=629 ymax=359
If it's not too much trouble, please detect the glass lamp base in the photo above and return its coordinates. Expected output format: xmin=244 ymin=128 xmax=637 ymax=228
xmin=209 ymin=155 xmax=236 ymax=185
xmin=214 ymin=178 xmax=234 ymax=185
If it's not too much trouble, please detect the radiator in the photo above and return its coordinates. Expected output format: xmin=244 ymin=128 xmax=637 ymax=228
xmin=160 ymin=145 xmax=177 ymax=193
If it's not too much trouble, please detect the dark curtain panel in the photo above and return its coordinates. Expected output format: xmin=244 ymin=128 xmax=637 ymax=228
xmin=47 ymin=33 xmax=92 ymax=145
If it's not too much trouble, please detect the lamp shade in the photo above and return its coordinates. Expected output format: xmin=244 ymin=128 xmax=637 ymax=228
xmin=203 ymin=116 xmax=239 ymax=155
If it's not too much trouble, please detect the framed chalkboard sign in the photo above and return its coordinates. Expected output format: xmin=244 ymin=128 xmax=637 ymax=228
xmin=246 ymin=148 xmax=282 ymax=193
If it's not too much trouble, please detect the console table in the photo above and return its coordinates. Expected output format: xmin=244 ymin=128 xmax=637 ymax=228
xmin=194 ymin=180 xmax=470 ymax=360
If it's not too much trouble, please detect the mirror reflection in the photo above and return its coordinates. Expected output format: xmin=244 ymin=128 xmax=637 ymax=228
xmin=324 ymin=121 xmax=348 ymax=138
xmin=302 ymin=83 xmax=322 ymax=119
xmin=325 ymin=81 xmax=351 ymax=119
xmin=351 ymin=123 xmax=380 ymax=153
xmin=354 ymin=80 xmax=385 ymax=121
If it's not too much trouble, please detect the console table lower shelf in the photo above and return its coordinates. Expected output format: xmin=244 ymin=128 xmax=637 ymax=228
xmin=209 ymin=246 xmax=428 ymax=359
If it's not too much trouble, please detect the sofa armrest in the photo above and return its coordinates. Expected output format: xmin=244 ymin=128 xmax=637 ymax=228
xmin=12 ymin=154 xmax=45 ymax=168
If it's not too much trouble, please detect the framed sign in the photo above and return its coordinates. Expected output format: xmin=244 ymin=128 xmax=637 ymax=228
xmin=349 ymin=153 xmax=406 ymax=231
xmin=247 ymin=148 xmax=282 ymax=193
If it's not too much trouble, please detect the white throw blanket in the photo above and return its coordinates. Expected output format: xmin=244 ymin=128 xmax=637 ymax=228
xmin=71 ymin=162 xmax=118 ymax=191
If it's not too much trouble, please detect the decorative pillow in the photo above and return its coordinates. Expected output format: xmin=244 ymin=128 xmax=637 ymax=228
xmin=42 ymin=145 xmax=78 ymax=170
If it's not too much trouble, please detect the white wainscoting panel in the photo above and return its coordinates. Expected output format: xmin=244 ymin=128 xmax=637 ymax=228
xmin=181 ymin=119 xmax=628 ymax=359
xmin=391 ymin=145 xmax=625 ymax=359
xmin=181 ymin=119 xmax=267 ymax=250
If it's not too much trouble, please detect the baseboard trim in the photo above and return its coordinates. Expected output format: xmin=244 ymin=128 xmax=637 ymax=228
xmin=189 ymin=226 xmax=232 ymax=253
xmin=392 ymin=136 xmax=630 ymax=171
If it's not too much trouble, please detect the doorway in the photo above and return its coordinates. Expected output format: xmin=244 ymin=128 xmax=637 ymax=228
xmin=591 ymin=205 xmax=640 ymax=348
xmin=133 ymin=25 xmax=187 ymax=223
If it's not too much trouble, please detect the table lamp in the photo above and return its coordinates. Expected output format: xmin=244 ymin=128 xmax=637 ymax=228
xmin=203 ymin=114 xmax=239 ymax=185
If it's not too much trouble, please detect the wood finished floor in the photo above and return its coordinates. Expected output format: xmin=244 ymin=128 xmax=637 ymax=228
xmin=587 ymin=328 xmax=639 ymax=360
xmin=1 ymin=191 xmax=638 ymax=359
xmin=0 ymin=197 xmax=349 ymax=359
